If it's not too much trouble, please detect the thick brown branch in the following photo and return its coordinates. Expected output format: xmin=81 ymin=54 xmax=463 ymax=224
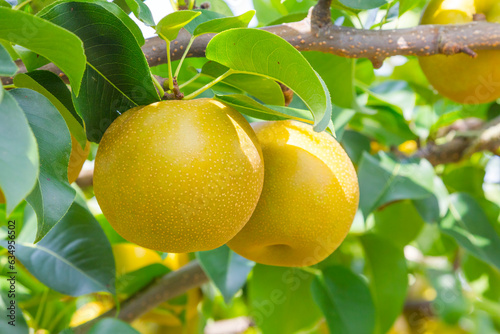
xmin=3 ymin=19 xmax=500 ymax=84
xmin=73 ymin=260 xmax=208 ymax=333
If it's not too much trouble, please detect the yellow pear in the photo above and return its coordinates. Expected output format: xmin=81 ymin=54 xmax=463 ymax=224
xmin=228 ymin=121 xmax=359 ymax=267
xmin=94 ymin=99 xmax=264 ymax=253
xmin=419 ymin=0 xmax=500 ymax=104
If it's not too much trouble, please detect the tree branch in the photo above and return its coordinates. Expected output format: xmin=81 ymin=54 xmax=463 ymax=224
xmin=72 ymin=260 xmax=208 ymax=333
xmin=3 ymin=13 xmax=500 ymax=85
xmin=412 ymin=115 xmax=500 ymax=165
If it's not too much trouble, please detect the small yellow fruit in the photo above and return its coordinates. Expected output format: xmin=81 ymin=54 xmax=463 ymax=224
xmin=228 ymin=121 xmax=359 ymax=267
xmin=94 ymin=99 xmax=264 ymax=253
xmin=398 ymin=140 xmax=418 ymax=155
xmin=112 ymin=243 xmax=162 ymax=276
xmin=0 ymin=135 xmax=89 ymax=204
xmin=419 ymin=0 xmax=500 ymax=104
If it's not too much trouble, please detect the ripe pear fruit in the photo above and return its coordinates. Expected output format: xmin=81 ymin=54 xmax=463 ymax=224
xmin=419 ymin=0 xmax=500 ymax=104
xmin=94 ymin=99 xmax=264 ymax=253
xmin=227 ymin=121 xmax=359 ymax=267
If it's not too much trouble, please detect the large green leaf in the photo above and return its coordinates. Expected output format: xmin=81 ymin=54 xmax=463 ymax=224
xmin=39 ymin=1 xmax=159 ymax=142
xmin=360 ymin=234 xmax=408 ymax=334
xmin=202 ymin=61 xmax=284 ymax=105
xmin=0 ymin=202 xmax=115 ymax=296
xmin=302 ymin=51 xmax=354 ymax=109
xmin=0 ymin=92 xmax=38 ymax=216
xmin=0 ymin=7 xmax=85 ymax=95
xmin=205 ymin=28 xmax=332 ymax=131
xmin=0 ymin=43 xmax=16 ymax=77
xmin=11 ymin=89 xmax=75 ymax=242
xmin=249 ymin=264 xmax=322 ymax=334
xmin=463 ymin=254 xmax=500 ymax=302
xmin=440 ymin=193 xmax=500 ymax=270
xmin=88 ymin=319 xmax=140 ymax=334
xmin=156 ymin=10 xmax=201 ymax=41
xmin=358 ymin=152 xmax=435 ymax=217
xmin=193 ymin=10 xmax=255 ymax=37
xmin=14 ymin=71 xmax=86 ymax=148
xmin=197 ymin=245 xmax=255 ymax=303
xmin=311 ymin=265 xmax=376 ymax=334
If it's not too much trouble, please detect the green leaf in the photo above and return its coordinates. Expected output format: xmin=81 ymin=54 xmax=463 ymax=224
xmin=427 ymin=269 xmax=468 ymax=324
xmin=193 ymin=10 xmax=255 ymax=37
xmin=215 ymin=94 xmax=311 ymax=123
xmin=302 ymin=51 xmax=354 ymax=109
xmin=197 ymin=245 xmax=255 ymax=304
xmin=463 ymin=254 xmax=500 ymax=302
xmin=184 ymin=10 xmax=226 ymax=35
xmin=12 ymin=46 xmax=50 ymax=73
xmin=0 ymin=291 xmax=29 ymax=334
xmin=39 ymin=1 xmax=160 ymax=142
xmin=249 ymin=264 xmax=321 ymax=334
xmin=339 ymin=0 xmax=389 ymax=10
xmin=202 ymin=61 xmax=284 ymax=105
xmin=358 ymin=152 xmax=435 ymax=217
xmin=360 ymin=234 xmax=408 ymax=334
xmin=204 ymin=0 xmax=233 ymax=16
xmin=0 ymin=92 xmax=38 ymax=216
xmin=340 ymin=130 xmax=371 ymax=165
xmin=372 ymin=200 xmax=425 ymax=248
xmin=439 ymin=193 xmax=500 ymax=270
xmin=312 ymin=265 xmax=376 ymax=334
xmin=89 ymin=319 xmax=140 ymax=334
xmin=156 ymin=11 xmax=201 ymax=41
xmin=0 ymin=7 xmax=86 ymax=95
xmin=0 ymin=43 xmax=17 ymax=76
xmin=413 ymin=176 xmax=449 ymax=224
xmin=124 ymin=0 xmax=155 ymax=26
xmin=205 ymin=28 xmax=332 ymax=132
xmin=0 ymin=202 xmax=115 ymax=296
xmin=14 ymin=71 xmax=86 ymax=148
xmin=117 ymin=263 xmax=170 ymax=296
xmin=442 ymin=164 xmax=485 ymax=197
xmin=82 ymin=0 xmax=146 ymax=46
xmin=10 ymin=88 xmax=75 ymax=242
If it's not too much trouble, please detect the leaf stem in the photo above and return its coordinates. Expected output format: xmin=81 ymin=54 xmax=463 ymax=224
xmin=174 ymin=37 xmax=195 ymax=78
xmin=164 ymin=38 xmax=174 ymax=92
xmin=151 ymin=73 xmax=165 ymax=97
xmin=2 ymin=84 xmax=15 ymax=89
xmin=183 ymin=70 xmax=234 ymax=100
xmin=188 ymin=0 xmax=195 ymax=10
xmin=13 ymin=0 xmax=31 ymax=10
xmin=178 ymin=72 xmax=202 ymax=89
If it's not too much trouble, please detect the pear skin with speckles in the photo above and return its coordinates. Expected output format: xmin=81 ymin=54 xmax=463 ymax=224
xmin=94 ymin=99 xmax=264 ymax=253
xmin=418 ymin=0 xmax=500 ymax=104
xmin=227 ymin=121 xmax=359 ymax=267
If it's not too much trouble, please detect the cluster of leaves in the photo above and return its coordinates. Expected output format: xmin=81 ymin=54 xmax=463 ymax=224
xmin=0 ymin=0 xmax=499 ymax=333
